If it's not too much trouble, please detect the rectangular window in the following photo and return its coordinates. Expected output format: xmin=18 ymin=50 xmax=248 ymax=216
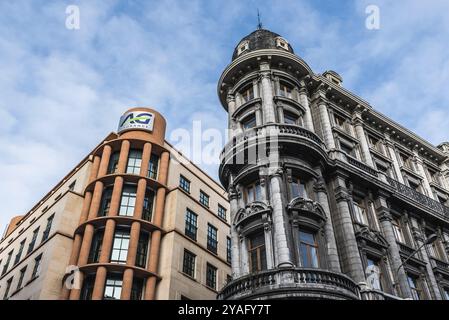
xmin=226 ymin=237 xmax=232 ymax=263
xmin=443 ymin=288 xmax=449 ymax=300
xmin=366 ymin=258 xmax=382 ymax=290
xmin=126 ymin=149 xmax=142 ymax=174
xmin=199 ymin=190 xmax=210 ymax=208
xmin=136 ymin=232 xmax=149 ymax=268
xmin=185 ymin=209 xmax=198 ymax=241
xmin=1 ymin=250 xmax=13 ymax=276
xmin=246 ymin=181 xmax=262 ymax=203
xmin=107 ymin=152 xmax=120 ymax=174
xmin=207 ymin=224 xmax=218 ymax=254
xmin=179 ymin=175 xmax=191 ymax=193
xmin=88 ymin=230 xmax=104 ymax=263
xmin=142 ymin=189 xmax=155 ymax=221
xmin=218 ymin=204 xmax=227 ymax=221
xmin=14 ymin=239 xmax=26 ymax=266
xmin=400 ymin=153 xmax=413 ymax=170
xmin=242 ymin=114 xmax=257 ymax=130
xmin=279 ymin=83 xmax=293 ymax=98
xmin=353 ymin=200 xmax=368 ymax=225
xmin=206 ymin=263 xmax=217 ymax=290
xmin=119 ymin=185 xmax=137 ymax=216
xmin=110 ymin=230 xmax=130 ymax=264
xmin=290 ymin=177 xmax=307 ymax=199
xmin=299 ymin=230 xmax=319 ymax=268
xmin=17 ymin=266 xmax=27 ymax=290
xmin=3 ymin=277 xmax=13 ymax=300
xmin=104 ymin=274 xmax=123 ymax=300
xmin=407 ymin=275 xmax=421 ymax=300
xmin=341 ymin=142 xmax=356 ymax=158
xmin=248 ymin=231 xmax=267 ymax=272
xmin=284 ymin=111 xmax=298 ymax=125
xmin=41 ymin=214 xmax=55 ymax=242
xmin=392 ymin=218 xmax=405 ymax=243
xmin=31 ymin=254 xmax=42 ymax=279
xmin=240 ymin=86 xmax=254 ymax=104
xmin=98 ymin=188 xmax=113 ymax=217
xmin=182 ymin=249 xmax=196 ymax=278
xmin=148 ymin=153 xmax=159 ymax=180
xmin=131 ymin=278 xmax=144 ymax=300
xmin=27 ymin=228 xmax=40 ymax=254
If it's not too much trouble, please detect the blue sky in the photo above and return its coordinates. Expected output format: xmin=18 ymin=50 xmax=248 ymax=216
xmin=1 ymin=0 xmax=449 ymax=232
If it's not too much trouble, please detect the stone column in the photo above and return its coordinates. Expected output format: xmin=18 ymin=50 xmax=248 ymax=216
xmin=352 ymin=108 xmax=374 ymax=167
xmin=384 ymin=133 xmax=405 ymax=184
xmin=276 ymin=101 xmax=284 ymax=123
xmin=317 ymin=99 xmax=336 ymax=149
xmin=314 ymin=173 xmax=341 ymax=272
xmin=330 ymin=174 xmax=365 ymax=283
xmin=227 ymin=93 xmax=238 ymax=139
xmin=259 ymin=62 xmax=276 ymax=124
xmin=255 ymin=104 xmax=263 ymax=126
xmin=411 ymin=221 xmax=442 ymax=300
xmin=144 ymin=151 xmax=169 ymax=300
xmin=228 ymin=186 xmax=241 ymax=278
xmin=298 ymin=85 xmax=314 ymax=131
xmin=374 ymin=194 xmax=412 ymax=298
xmin=240 ymin=234 xmax=250 ymax=274
xmin=269 ymin=168 xmax=293 ymax=267
xmin=140 ymin=142 xmax=152 ymax=177
xmin=412 ymin=148 xmax=435 ymax=199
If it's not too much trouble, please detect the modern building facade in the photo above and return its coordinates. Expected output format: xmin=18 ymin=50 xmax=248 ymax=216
xmin=217 ymin=28 xmax=449 ymax=300
xmin=0 ymin=108 xmax=231 ymax=300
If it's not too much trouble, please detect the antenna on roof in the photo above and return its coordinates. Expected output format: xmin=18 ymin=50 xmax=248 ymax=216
xmin=257 ymin=9 xmax=263 ymax=29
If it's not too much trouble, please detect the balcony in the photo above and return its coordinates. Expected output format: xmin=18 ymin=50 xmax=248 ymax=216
xmin=430 ymin=257 xmax=449 ymax=277
xmin=219 ymin=124 xmax=327 ymax=188
xmin=217 ymin=267 xmax=360 ymax=300
xmin=386 ymin=176 xmax=449 ymax=219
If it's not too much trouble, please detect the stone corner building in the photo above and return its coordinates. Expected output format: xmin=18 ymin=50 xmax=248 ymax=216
xmin=217 ymin=28 xmax=449 ymax=300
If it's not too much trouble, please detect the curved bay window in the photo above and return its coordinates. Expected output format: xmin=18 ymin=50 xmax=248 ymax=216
xmin=119 ymin=185 xmax=137 ymax=216
xmin=136 ymin=232 xmax=150 ymax=268
xmin=246 ymin=181 xmax=262 ymax=204
xmin=110 ymin=229 xmax=130 ymax=264
xmin=248 ymin=231 xmax=267 ymax=272
xmin=104 ymin=273 xmax=123 ymax=299
xmin=126 ymin=149 xmax=142 ymax=174
xmin=88 ymin=229 xmax=104 ymax=263
xmin=142 ymin=189 xmax=155 ymax=221
xmin=107 ymin=151 xmax=120 ymax=174
xmin=290 ymin=176 xmax=307 ymax=199
xmin=98 ymin=187 xmax=113 ymax=217
xmin=298 ymin=229 xmax=319 ymax=268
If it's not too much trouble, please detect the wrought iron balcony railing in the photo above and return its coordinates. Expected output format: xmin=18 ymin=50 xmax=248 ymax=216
xmin=386 ymin=176 xmax=449 ymax=218
xmin=218 ymin=267 xmax=360 ymax=300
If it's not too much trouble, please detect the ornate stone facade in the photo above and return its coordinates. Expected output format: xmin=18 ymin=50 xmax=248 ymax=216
xmin=217 ymin=28 xmax=449 ymax=300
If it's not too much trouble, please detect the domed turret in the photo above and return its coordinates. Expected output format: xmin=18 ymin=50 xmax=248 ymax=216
xmin=232 ymin=28 xmax=294 ymax=60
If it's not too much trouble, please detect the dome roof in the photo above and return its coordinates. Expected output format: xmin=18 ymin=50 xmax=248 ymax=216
xmin=231 ymin=29 xmax=294 ymax=60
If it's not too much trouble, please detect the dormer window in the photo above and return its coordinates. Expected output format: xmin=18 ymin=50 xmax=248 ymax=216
xmin=237 ymin=40 xmax=249 ymax=56
xmin=275 ymin=37 xmax=289 ymax=50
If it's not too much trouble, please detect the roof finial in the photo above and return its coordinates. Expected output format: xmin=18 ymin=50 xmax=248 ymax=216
xmin=257 ymin=9 xmax=263 ymax=29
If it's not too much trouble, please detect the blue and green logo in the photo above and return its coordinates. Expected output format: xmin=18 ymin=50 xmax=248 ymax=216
xmin=118 ymin=111 xmax=154 ymax=133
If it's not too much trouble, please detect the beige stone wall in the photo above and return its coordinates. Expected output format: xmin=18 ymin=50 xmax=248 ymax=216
xmin=0 ymin=160 xmax=90 ymax=300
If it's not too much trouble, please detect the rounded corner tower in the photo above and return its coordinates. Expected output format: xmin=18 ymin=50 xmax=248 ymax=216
xmin=217 ymin=28 xmax=361 ymax=300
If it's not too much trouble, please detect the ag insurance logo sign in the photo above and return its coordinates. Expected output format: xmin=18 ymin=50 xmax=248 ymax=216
xmin=118 ymin=110 xmax=155 ymax=133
